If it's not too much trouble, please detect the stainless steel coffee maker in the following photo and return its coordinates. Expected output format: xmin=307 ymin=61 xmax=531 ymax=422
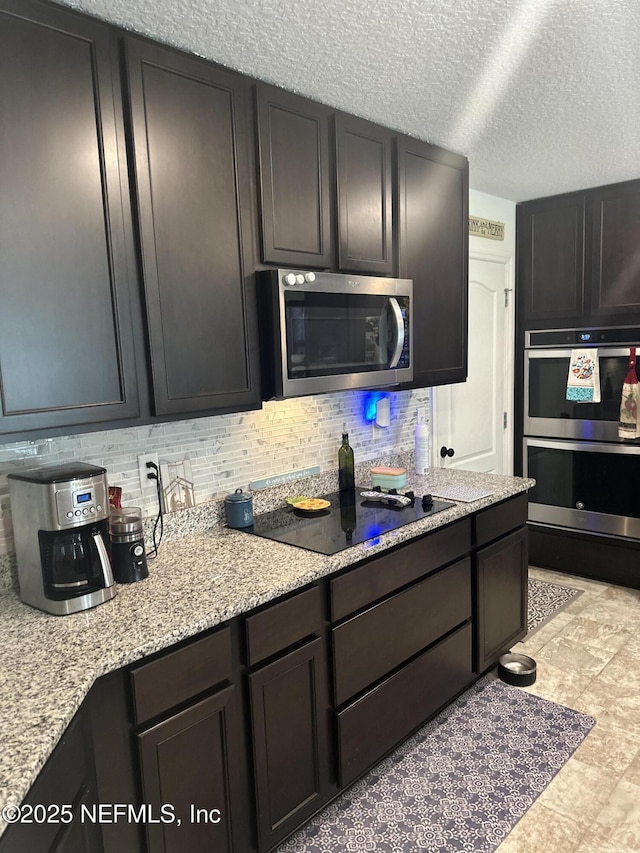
xmin=7 ymin=463 xmax=117 ymax=615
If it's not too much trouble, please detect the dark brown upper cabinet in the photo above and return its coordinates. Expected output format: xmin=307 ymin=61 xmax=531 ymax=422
xmin=589 ymin=179 xmax=640 ymax=317
xmin=335 ymin=114 xmax=395 ymax=275
xmin=0 ymin=0 xmax=140 ymax=437
xmin=517 ymin=179 xmax=640 ymax=332
xmin=517 ymin=192 xmax=586 ymax=328
xmin=125 ymin=39 xmax=261 ymax=417
xmin=256 ymin=85 xmax=333 ymax=269
xmin=397 ymin=136 xmax=469 ymax=388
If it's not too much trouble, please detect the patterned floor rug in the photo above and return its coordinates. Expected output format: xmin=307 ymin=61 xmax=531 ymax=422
xmin=277 ymin=676 xmax=595 ymax=853
xmin=526 ymin=577 xmax=584 ymax=639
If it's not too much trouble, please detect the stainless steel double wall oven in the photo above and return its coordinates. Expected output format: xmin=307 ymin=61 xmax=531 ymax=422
xmin=523 ymin=326 xmax=640 ymax=540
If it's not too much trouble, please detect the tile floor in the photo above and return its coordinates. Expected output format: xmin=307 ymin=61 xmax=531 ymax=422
xmin=495 ymin=566 xmax=640 ymax=853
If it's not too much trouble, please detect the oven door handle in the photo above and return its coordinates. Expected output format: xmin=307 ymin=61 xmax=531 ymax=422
xmin=388 ymin=298 xmax=405 ymax=368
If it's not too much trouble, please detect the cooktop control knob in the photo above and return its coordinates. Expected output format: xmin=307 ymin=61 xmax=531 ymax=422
xmin=295 ymin=274 xmax=305 ymax=285
xmin=422 ymin=494 xmax=433 ymax=509
xmin=283 ymin=273 xmax=297 ymax=286
xmin=304 ymin=272 xmax=316 ymax=283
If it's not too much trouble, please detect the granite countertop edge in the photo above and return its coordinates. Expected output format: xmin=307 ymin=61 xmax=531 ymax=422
xmin=0 ymin=468 xmax=534 ymax=834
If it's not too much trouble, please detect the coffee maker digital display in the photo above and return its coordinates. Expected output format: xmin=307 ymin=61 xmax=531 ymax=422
xmin=8 ymin=463 xmax=117 ymax=615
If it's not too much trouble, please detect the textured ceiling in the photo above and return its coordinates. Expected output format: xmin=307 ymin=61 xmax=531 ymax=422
xmin=59 ymin=0 xmax=640 ymax=201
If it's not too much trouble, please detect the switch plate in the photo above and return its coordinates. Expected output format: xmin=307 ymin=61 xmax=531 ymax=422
xmin=138 ymin=453 xmax=159 ymax=492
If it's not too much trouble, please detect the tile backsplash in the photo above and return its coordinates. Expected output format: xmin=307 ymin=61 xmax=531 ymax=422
xmin=0 ymin=387 xmax=430 ymax=560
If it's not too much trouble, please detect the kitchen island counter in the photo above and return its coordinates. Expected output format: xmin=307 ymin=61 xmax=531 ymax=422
xmin=0 ymin=467 xmax=533 ymax=834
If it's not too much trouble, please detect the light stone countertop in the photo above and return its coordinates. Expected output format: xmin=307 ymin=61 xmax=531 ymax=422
xmin=0 ymin=467 xmax=534 ymax=835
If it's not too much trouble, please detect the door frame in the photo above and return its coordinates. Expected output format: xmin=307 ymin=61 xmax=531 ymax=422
xmin=431 ymin=248 xmax=515 ymax=474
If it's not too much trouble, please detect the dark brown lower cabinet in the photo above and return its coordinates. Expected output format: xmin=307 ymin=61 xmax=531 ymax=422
xmin=337 ymin=622 xmax=473 ymax=787
xmin=1 ymin=496 xmax=531 ymax=853
xmin=475 ymin=526 xmax=528 ymax=672
xmin=249 ymin=637 xmax=333 ymax=853
xmin=137 ymin=685 xmax=251 ymax=853
xmin=332 ymin=558 xmax=471 ymax=706
xmin=0 ymin=708 xmax=103 ymax=853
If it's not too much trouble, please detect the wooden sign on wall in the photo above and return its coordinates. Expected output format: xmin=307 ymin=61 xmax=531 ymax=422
xmin=469 ymin=216 xmax=505 ymax=240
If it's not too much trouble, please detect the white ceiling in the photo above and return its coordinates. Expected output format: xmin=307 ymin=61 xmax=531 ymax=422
xmin=60 ymin=0 xmax=640 ymax=201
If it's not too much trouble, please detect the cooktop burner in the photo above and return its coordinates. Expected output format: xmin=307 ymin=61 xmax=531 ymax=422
xmin=244 ymin=487 xmax=455 ymax=555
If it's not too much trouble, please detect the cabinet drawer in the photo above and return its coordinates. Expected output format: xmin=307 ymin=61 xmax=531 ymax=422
xmin=332 ymin=557 xmax=471 ymax=706
xmin=474 ymin=492 xmax=528 ymax=548
xmin=337 ymin=622 xmax=473 ymax=786
xmin=131 ymin=627 xmax=232 ymax=726
xmin=246 ymin=585 xmax=323 ymax=666
xmin=330 ymin=518 xmax=471 ymax=621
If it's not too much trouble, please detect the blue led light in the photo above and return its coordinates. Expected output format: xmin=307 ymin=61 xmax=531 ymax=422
xmin=363 ymin=391 xmax=389 ymax=423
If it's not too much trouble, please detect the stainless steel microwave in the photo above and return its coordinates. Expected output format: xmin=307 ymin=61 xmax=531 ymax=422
xmin=259 ymin=269 xmax=413 ymax=398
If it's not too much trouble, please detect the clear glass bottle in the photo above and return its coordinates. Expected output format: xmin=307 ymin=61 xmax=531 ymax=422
xmin=338 ymin=429 xmax=355 ymax=492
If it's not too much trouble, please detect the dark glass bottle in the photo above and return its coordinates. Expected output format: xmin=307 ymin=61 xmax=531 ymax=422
xmin=338 ymin=431 xmax=355 ymax=493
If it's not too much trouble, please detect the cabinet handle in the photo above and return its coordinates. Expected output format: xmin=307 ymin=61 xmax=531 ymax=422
xmin=440 ymin=446 xmax=455 ymax=459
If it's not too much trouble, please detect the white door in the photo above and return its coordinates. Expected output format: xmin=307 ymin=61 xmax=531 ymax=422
xmin=433 ymin=253 xmax=513 ymax=474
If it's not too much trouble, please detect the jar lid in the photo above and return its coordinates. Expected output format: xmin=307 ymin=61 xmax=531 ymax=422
xmin=225 ymin=488 xmax=252 ymax=503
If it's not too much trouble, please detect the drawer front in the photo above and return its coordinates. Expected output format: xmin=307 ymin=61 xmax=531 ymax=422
xmin=332 ymin=557 xmax=471 ymax=706
xmin=246 ymin=585 xmax=323 ymax=667
xmin=131 ymin=627 xmax=232 ymax=726
xmin=474 ymin=492 xmax=528 ymax=547
xmin=330 ymin=518 xmax=471 ymax=621
xmin=337 ymin=622 xmax=473 ymax=786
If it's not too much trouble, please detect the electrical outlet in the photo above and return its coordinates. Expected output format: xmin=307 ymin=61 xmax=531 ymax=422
xmin=138 ymin=453 xmax=159 ymax=492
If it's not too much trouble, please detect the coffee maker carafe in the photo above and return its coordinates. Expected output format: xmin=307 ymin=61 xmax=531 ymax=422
xmin=8 ymin=463 xmax=116 ymax=615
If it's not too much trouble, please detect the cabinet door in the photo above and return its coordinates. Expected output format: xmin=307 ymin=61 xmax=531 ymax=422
xmin=138 ymin=685 xmax=250 ymax=853
xmin=397 ymin=136 xmax=469 ymax=387
xmin=589 ymin=180 xmax=640 ymax=318
xmin=517 ymin=193 xmax=585 ymax=327
xmin=335 ymin=114 xmax=394 ymax=275
xmin=256 ymin=85 xmax=332 ymax=268
xmin=249 ymin=637 xmax=332 ymax=853
xmin=0 ymin=0 xmax=139 ymax=437
xmin=125 ymin=39 xmax=261 ymax=416
xmin=475 ymin=526 xmax=528 ymax=673
xmin=0 ymin=709 xmax=102 ymax=853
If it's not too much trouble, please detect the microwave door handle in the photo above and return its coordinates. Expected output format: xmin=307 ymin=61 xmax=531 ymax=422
xmin=93 ymin=530 xmax=114 ymax=588
xmin=388 ymin=298 xmax=405 ymax=368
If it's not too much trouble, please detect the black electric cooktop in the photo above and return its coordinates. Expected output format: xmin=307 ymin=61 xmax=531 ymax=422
xmin=245 ymin=487 xmax=455 ymax=556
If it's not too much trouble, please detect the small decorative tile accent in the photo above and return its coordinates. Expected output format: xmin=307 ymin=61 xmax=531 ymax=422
xmin=160 ymin=456 xmax=195 ymax=513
